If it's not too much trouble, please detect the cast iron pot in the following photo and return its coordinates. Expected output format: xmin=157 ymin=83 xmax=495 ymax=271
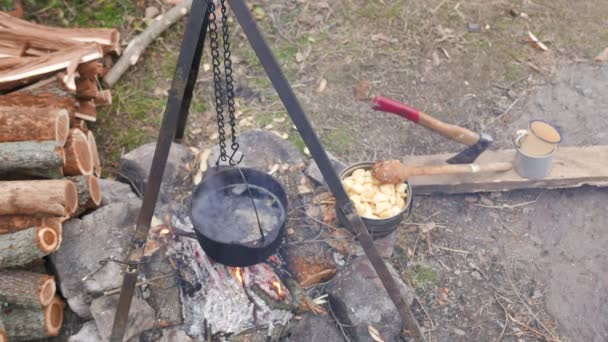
xmin=336 ymin=162 xmax=413 ymax=239
xmin=189 ymin=166 xmax=288 ymax=267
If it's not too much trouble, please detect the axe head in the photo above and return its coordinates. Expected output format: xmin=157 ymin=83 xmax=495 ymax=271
xmin=446 ymin=133 xmax=493 ymax=164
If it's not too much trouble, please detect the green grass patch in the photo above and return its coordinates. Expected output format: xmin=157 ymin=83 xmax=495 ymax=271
xmin=404 ymin=263 xmax=440 ymax=295
xmin=322 ymin=128 xmax=357 ymax=156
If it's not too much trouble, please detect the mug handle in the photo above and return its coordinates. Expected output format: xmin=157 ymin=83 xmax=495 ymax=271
xmin=513 ymin=129 xmax=528 ymax=147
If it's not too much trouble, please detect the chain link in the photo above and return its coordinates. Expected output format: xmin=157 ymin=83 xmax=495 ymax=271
xmin=209 ymin=0 xmax=241 ymax=165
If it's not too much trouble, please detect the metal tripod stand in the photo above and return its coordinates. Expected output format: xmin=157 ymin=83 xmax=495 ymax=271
xmin=109 ymin=1 xmax=425 ymax=341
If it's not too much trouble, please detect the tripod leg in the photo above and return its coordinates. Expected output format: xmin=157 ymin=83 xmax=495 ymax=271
xmin=174 ymin=12 xmax=208 ymax=142
xmin=109 ymin=1 xmax=209 ymax=341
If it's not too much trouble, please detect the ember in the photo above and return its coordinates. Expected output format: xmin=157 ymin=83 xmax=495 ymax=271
xmin=235 ymin=267 xmax=244 ymax=286
xmin=159 ymin=228 xmax=171 ymax=236
xmin=271 ymin=279 xmax=283 ymax=299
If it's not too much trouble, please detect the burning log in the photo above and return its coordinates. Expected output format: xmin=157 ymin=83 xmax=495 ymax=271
xmin=0 ymin=226 xmax=59 ymax=268
xmin=0 ymin=106 xmax=69 ymax=146
xmin=87 ymin=131 xmax=102 ymax=177
xmin=68 ymin=175 xmax=101 ymax=216
xmin=0 ymin=180 xmax=78 ymax=217
xmin=0 ymin=270 xmax=56 ymax=308
xmin=0 ymin=141 xmax=65 ymax=179
xmin=0 ymin=296 xmax=64 ymax=340
xmin=63 ymin=128 xmax=93 ymax=176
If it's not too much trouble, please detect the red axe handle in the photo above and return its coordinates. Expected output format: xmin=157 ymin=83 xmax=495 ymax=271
xmin=371 ymin=95 xmax=480 ymax=146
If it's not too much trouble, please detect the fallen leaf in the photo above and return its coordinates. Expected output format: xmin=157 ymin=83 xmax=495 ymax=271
xmin=316 ymin=78 xmax=327 ymax=93
xmin=252 ymin=5 xmax=266 ymax=19
xmin=273 ymin=117 xmax=286 ymax=123
xmin=303 ymin=147 xmax=311 ymax=156
xmin=269 ymin=164 xmax=280 ymax=175
xmin=298 ymin=185 xmax=313 ymax=194
xmin=368 ymin=326 xmax=385 ymax=342
xmin=295 ymin=52 xmax=305 ymax=63
xmin=209 ymin=132 xmax=219 ymax=140
xmin=594 ymin=48 xmax=608 ymax=62
xmin=420 ymin=222 xmax=436 ymax=233
xmin=526 ymin=31 xmax=548 ymax=51
xmin=264 ymin=124 xmax=273 ymax=130
xmin=300 ymin=268 xmax=336 ymax=287
xmin=202 ymin=63 xmax=211 ymax=72
xmin=354 ymin=80 xmax=371 ymax=101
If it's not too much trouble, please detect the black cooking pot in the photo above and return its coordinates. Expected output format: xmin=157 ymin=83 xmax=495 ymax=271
xmin=189 ymin=166 xmax=288 ymax=267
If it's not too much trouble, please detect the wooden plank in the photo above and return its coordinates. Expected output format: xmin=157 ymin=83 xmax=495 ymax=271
xmin=403 ymin=146 xmax=608 ymax=195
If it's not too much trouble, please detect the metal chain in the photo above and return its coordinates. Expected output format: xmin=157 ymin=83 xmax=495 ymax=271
xmin=208 ymin=0 xmax=227 ymax=163
xmin=220 ymin=0 xmax=242 ymax=165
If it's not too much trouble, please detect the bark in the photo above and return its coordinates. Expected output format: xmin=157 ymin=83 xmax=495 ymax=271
xmin=0 ymin=270 xmax=56 ymax=308
xmin=0 ymin=226 xmax=58 ymax=268
xmin=64 ymin=128 xmax=93 ymax=176
xmin=68 ymin=176 xmax=101 ymax=217
xmin=0 ymin=91 xmax=77 ymax=118
xmin=87 ymin=131 xmax=102 ymax=177
xmin=0 ymin=107 xmax=69 ymax=146
xmin=104 ymin=0 xmax=192 ymax=87
xmin=0 ymin=44 xmax=104 ymax=91
xmin=0 ymin=179 xmax=78 ymax=217
xmin=76 ymin=99 xmax=96 ymax=122
xmin=0 ymin=296 xmax=64 ymax=340
xmin=0 ymin=216 xmax=55 ymax=234
xmin=0 ymin=141 xmax=65 ymax=179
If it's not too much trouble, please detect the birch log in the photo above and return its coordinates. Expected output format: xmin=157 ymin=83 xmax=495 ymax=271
xmin=0 ymin=107 xmax=69 ymax=146
xmin=0 ymin=270 xmax=56 ymax=308
xmin=0 ymin=296 xmax=64 ymax=340
xmin=0 ymin=141 xmax=65 ymax=179
xmin=64 ymin=128 xmax=93 ymax=176
xmin=0 ymin=180 xmax=78 ymax=217
xmin=0 ymin=226 xmax=58 ymax=268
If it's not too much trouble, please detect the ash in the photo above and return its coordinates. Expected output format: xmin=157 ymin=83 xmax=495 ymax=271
xmin=165 ymin=216 xmax=292 ymax=339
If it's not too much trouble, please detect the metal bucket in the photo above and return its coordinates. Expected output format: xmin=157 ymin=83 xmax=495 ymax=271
xmin=336 ymin=162 xmax=413 ymax=239
xmin=513 ymin=130 xmax=556 ymax=179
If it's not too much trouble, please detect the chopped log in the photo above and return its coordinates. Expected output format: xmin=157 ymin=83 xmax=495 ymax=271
xmin=0 ymin=226 xmax=58 ymax=268
xmin=70 ymin=118 xmax=88 ymax=133
xmin=77 ymin=59 xmax=104 ymax=79
xmin=0 ymin=107 xmax=69 ymax=146
xmin=43 ymin=217 xmax=62 ymax=249
xmin=0 ymin=43 xmax=103 ymax=91
xmin=68 ymin=176 xmax=101 ymax=214
xmin=0 ymin=180 xmax=78 ymax=217
xmin=64 ymin=128 xmax=93 ymax=176
xmin=0 ymin=296 xmax=64 ymax=340
xmin=101 ymin=54 xmax=114 ymax=77
xmin=0 ymin=92 xmax=77 ymax=118
xmin=95 ymin=89 xmax=112 ymax=107
xmin=76 ymin=99 xmax=97 ymax=122
xmin=104 ymin=0 xmax=192 ymax=86
xmin=87 ymin=131 xmax=102 ymax=177
xmin=0 ymin=216 xmax=46 ymax=234
xmin=0 ymin=11 xmax=120 ymax=54
xmin=0 ymin=320 xmax=5 ymax=342
xmin=0 ymin=270 xmax=56 ymax=308
xmin=0 ymin=141 xmax=65 ymax=179
xmin=75 ymin=77 xmax=98 ymax=100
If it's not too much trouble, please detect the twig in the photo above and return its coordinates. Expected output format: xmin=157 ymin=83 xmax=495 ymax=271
xmin=432 ymin=0 xmax=447 ymax=13
xmin=433 ymin=245 xmax=471 ymax=254
xmin=328 ymin=302 xmax=353 ymax=342
xmin=504 ymin=266 xmax=560 ymax=341
xmin=426 ymin=232 xmax=433 ymax=255
xmin=103 ymin=274 xmax=173 ymax=296
xmin=494 ymin=295 xmax=509 ymax=342
xmin=474 ymin=199 xmax=536 ymax=209
xmin=488 ymin=97 xmax=521 ymax=125
xmin=499 ymin=221 xmax=520 ymax=238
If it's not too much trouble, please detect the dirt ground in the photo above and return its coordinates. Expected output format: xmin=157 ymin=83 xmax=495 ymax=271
xmin=14 ymin=0 xmax=608 ymax=341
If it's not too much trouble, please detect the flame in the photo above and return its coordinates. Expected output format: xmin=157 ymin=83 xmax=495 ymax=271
xmin=159 ymin=228 xmax=171 ymax=236
xmin=235 ymin=267 xmax=244 ymax=285
xmin=271 ymin=280 xmax=283 ymax=297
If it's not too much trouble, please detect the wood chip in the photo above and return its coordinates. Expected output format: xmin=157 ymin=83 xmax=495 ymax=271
xmin=594 ymin=48 xmax=608 ymax=62
xmin=316 ymin=78 xmax=327 ymax=93
xmin=526 ymin=31 xmax=548 ymax=51
xmin=368 ymin=326 xmax=385 ymax=342
xmin=354 ymin=80 xmax=371 ymax=101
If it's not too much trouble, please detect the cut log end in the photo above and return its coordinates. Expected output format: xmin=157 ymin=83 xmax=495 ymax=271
xmin=65 ymin=180 xmax=78 ymax=216
xmin=87 ymin=176 xmax=101 ymax=208
xmin=0 ymin=331 xmax=5 ymax=342
xmin=44 ymin=296 xmax=64 ymax=337
xmin=87 ymin=131 xmax=101 ymax=177
xmin=36 ymin=227 xmax=58 ymax=254
xmin=38 ymin=276 xmax=56 ymax=307
xmin=55 ymin=109 xmax=70 ymax=146
xmin=64 ymin=129 xmax=92 ymax=176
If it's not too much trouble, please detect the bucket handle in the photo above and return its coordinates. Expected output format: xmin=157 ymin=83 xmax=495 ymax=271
xmin=512 ymin=129 xmax=528 ymax=148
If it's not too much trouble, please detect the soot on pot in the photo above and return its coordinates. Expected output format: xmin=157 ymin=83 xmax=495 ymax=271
xmin=191 ymin=183 xmax=286 ymax=244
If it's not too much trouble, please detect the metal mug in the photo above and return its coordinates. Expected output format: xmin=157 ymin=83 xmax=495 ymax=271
xmin=513 ymin=120 xmax=561 ymax=179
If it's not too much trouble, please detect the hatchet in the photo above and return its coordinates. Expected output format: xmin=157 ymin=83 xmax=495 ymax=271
xmin=371 ymin=95 xmax=493 ymax=164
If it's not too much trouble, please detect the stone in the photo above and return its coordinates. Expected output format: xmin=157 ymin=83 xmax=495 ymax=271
xmin=453 ymin=328 xmax=466 ymax=336
xmin=355 ymin=229 xmax=398 ymax=259
xmin=304 ymin=151 xmax=347 ymax=185
xmin=90 ymin=294 xmax=155 ymax=342
xmin=142 ymin=249 xmax=183 ymax=326
xmin=68 ymin=321 xmax=102 ymax=342
xmin=288 ymin=313 xmax=344 ymax=342
xmin=98 ymin=178 xmax=138 ymax=206
xmin=119 ymin=142 xmax=194 ymax=208
xmin=158 ymin=327 xmax=194 ymax=342
xmin=208 ymin=130 xmax=305 ymax=171
xmin=50 ymin=199 xmax=142 ymax=316
xmin=326 ymin=256 xmax=414 ymax=342
xmin=67 ymin=294 xmax=93 ymax=318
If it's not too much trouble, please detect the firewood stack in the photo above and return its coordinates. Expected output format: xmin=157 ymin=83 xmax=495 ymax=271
xmin=0 ymin=10 xmax=117 ymax=340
